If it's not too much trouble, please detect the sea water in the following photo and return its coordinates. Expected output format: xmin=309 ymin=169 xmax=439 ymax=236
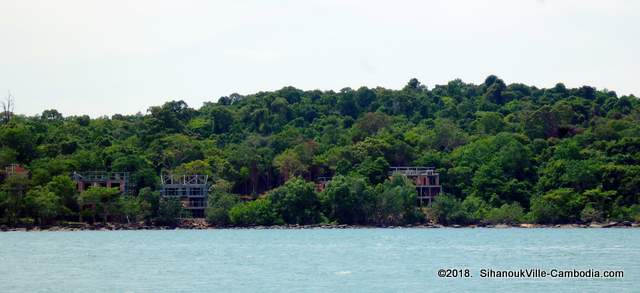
xmin=1 ymin=228 xmax=638 ymax=292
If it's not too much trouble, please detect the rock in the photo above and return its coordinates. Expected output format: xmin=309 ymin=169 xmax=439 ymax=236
xmin=620 ymin=221 xmax=632 ymax=227
xmin=495 ymin=224 xmax=510 ymax=228
xmin=519 ymin=223 xmax=537 ymax=228
xmin=602 ymin=222 xmax=619 ymax=228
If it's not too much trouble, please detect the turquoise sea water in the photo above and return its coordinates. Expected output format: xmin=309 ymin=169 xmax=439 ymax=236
xmin=0 ymin=228 xmax=639 ymax=292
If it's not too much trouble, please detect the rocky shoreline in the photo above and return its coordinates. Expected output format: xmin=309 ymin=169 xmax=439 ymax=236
xmin=1 ymin=220 xmax=638 ymax=232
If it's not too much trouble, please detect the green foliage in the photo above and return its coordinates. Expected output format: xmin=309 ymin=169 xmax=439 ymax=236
xmin=580 ymin=204 xmax=603 ymax=223
xmin=118 ymin=195 xmax=150 ymax=223
xmin=24 ymin=186 xmax=65 ymax=224
xmin=370 ymin=175 xmax=421 ymax=225
xmin=138 ymin=187 xmax=160 ymax=220
xmin=206 ymin=180 xmax=240 ymax=225
xmin=1 ymin=76 xmax=640 ymax=226
xmin=461 ymin=195 xmax=489 ymax=223
xmin=229 ymin=198 xmax=282 ymax=226
xmin=431 ymin=194 xmax=468 ymax=225
xmin=474 ymin=112 xmax=506 ymax=135
xmin=485 ymin=203 xmax=524 ymax=224
xmin=320 ymin=175 xmax=373 ymax=225
xmin=0 ymin=190 xmax=7 ymax=221
xmin=1 ymin=173 xmax=30 ymax=224
xmin=156 ymin=197 xmax=183 ymax=226
xmin=530 ymin=188 xmax=583 ymax=224
xmin=46 ymin=175 xmax=77 ymax=215
xmin=78 ymin=187 xmax=121 ymax=224
xmin=267 ymin=177 xmax=321 ymax=225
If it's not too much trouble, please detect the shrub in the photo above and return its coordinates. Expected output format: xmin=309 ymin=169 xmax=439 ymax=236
xmin=461 ymin=195 xmax=489 ymax=224
xmin=206 ymin=192 xmax=240 ymax=226
xmin=431 ymin=194 xmax=468 ymax=225
xmin=530 ymin=188 xmax=582 ymax=224
xmin=370 ymin=175 xmax=421 ymax=225
xmin=580 ymin=204 xmax=603 ymax=223
xmin=320 ymin=175 xmax=373 ymax=225
xmin=156 ymin=198 xmax=183 ymax=226
xmin=229 ymin=198 xmax=282 ymax=226
xmin=268 ymin=178 xmax=321 ymax=225
xmin=485 ymin=202 xmax=524 ymax=224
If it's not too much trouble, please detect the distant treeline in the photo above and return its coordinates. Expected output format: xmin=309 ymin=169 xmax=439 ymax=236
xmin=1 ymin=76 xmax=640 ymax=226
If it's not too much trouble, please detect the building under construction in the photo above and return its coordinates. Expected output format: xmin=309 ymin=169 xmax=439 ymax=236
xmin=72 ymin=171 xmax=131 ymax=194
xmin=1 ymin=164 xmax=29 ymax=192
xmin=1 ymin=164 xmax=29 ymax=179
xmin=389 ymin=167 xmax=442 ymax=205
xmin=160 ymin=174 xmax=209 ymax=218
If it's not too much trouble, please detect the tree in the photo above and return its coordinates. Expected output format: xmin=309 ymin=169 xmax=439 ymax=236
xmin=1 ymin=173 xmax=30 ymax=224
xmin=428 ymin=119 xmax=467 ymax=151
xmin=352 ymin=112 xmax=391 ymax=141
xmin=138 ymin=187 xmax=161 ymax=221
xmin=355 ymin=157 xmax=390 ymax=185
xmin=267 ymin=177 xmax=321 ymax=225
xmin=273 ymin=149 xmax=305 ymax=182
xmin=320 ymin=175 xmax=372 ymax=225
xmin=461 ymin=195 xmax=489 ymax=224
xmin=485 ymin=203 xmax=524 ymax=224
xmin=529 ymin=188 xmax=583 ymax=224
xmin=580 ymin=204 xmax=603 ymax=223
xmin=474 ymin=112 xmax=505 ymax=135
xmin=24 ymin=186 xmax=64 ymax=225
xmin=431 ymin=194 xmax=468 ymax=225
xmin=206 ymin=180 xmax=240 ymax=226
xmin=370 ymin=175 xmax=420 ymax=225
xmin=46 ymin=175 xmax=78 ymax=216
xmin=229 ymin=198 xmax=282 ymax=226
xmin=1 ymin=77 xmax=639 ymax=227
xmin=1 ymin=91 xmax=14 ymax=124
xmin=78 ymin=187 xmax=121 ymax=224
xmin=118 ymin=195 xmax=149 ymax=223
xmin=156 ymin=197 xmax=183 ymax=226
xmin=0 ymin=190 xmax=8 ymax=221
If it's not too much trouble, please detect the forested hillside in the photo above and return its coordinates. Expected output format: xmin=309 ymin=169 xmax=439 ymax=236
xmin=2 ymin=76 xmax=640 ymax=226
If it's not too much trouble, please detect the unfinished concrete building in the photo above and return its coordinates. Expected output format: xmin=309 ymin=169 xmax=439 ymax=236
xmin=72 ymin=171 xmax=131 ymax=194
xmin=389 ymin=167 xmax=442 ymax=205
xmin=1 ymin=164 xmax=29 ymax=180
xmin=1 ymin=164 xmax=29 ymax=194
xmin=160 ymin=174 xmax=209 ymax=218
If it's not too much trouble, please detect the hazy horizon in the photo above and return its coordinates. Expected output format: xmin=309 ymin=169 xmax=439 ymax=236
xmin=1 ymin=0 xmax=639 ymax=117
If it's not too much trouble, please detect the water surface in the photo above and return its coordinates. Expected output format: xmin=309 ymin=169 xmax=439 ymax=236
xmin=1 ymin=228 xmax=638 ymax=292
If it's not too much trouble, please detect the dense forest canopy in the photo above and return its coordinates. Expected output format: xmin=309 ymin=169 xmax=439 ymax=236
xmin=1 ymin=75 xmax=640 ymax=226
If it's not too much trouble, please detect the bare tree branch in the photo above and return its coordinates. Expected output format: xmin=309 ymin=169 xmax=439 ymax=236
xmin=1 ymin=91 xmax=14 ymax=124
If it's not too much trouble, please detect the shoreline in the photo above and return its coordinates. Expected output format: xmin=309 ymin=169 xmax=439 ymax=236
xmin=1 ymin=221 xmax=638 ymax=232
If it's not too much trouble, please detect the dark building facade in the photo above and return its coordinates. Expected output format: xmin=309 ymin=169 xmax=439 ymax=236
xmin=72 ymin=171 xmax=131 ymax=194
xmin=160 ymin=174 xmax=209 ymax=218
xmin=389 ymin=167 xmax=442 ymax=205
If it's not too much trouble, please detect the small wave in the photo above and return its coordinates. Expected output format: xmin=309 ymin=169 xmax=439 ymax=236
xmin=335 ymin=271 xmax=352 ymax=276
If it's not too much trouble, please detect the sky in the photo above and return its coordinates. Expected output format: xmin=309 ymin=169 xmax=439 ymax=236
xmin=0 ymin=0 xmax=638 ymax=117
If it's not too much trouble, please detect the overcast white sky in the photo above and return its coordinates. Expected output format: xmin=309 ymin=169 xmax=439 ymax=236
xmin=0 ymin=0 xmax=638 ymax=117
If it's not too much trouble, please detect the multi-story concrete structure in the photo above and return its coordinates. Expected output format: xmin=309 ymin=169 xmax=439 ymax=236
xmin=72 ymin=171 xmax=131 ymax=194
xmin=389 ymin=166 xmax=442 ymax=205
xmin=160 ymin=174 xmax=209 ymax=218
